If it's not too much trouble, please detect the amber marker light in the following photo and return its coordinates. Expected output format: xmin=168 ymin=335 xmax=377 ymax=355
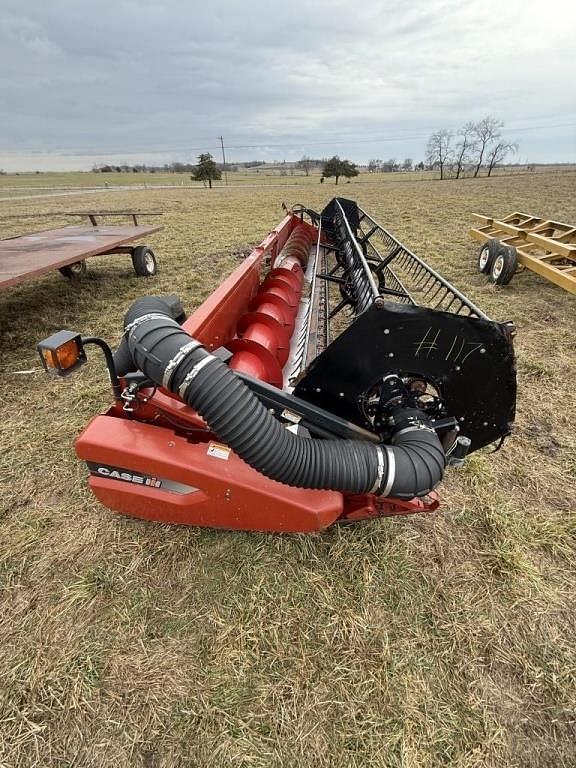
xmin=37 ymin=330 xmax=87 ymax=377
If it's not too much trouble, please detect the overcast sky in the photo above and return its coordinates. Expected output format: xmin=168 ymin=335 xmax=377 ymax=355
xmin=1 ymin=0 xmax=575 ymax=171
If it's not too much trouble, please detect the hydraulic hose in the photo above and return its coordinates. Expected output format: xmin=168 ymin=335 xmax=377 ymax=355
xmin=120 ymin=297 xmax=445 ymax=498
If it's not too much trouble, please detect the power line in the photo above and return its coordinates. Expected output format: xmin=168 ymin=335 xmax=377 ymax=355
xmin=207 ymin=122 xmax=576 ymax=149
xmin=9 ymin=118 xmax=576 ymax=158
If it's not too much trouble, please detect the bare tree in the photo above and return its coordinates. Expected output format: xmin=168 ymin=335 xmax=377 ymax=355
xmin=297 ymin=155 xmax=312 ymax=176
xmin=402 ymin=158 xmax=413 ymax=171
xmin=454 ymin=122 xmax=476 ymax=179
xmin=426 ymin=130 xmax=453 ymax=180
xmin=486 ymin=141 xmax=518 ymax=177
xmin=472 ymin=116 xmax=503 ymax=177
xmin=367 ymin=159 xmax=382 ymax=173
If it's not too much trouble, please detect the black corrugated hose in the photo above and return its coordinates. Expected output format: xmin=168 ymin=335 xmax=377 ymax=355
xmin=118 ymin=297 xmax=445 ymax=499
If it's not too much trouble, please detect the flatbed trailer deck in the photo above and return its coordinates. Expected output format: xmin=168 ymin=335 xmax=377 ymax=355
xmin=0 ymin=213 xmax=162 ymax=290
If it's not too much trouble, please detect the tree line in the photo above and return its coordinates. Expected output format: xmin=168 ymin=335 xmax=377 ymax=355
xmin=366 ymin=158 xmax=419 ymax=172
xmin=89 ymin=119 xmax=518 ymax=185
xmin=191 ymin=153 xmax=360 ymax=186
xmin=426 ymin=116 xmax=518 ymax=180
xmin=191 ymin=154 xmax=360 ymax=186
xmin=93 ymin=159 xmax=267 ymax=174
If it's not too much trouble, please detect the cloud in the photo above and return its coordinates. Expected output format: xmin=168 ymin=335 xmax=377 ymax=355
xmin=0 ymin=0 xmax=575 ymax=169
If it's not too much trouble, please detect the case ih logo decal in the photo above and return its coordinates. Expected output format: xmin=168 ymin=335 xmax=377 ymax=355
xmin=87 ymin=463 xmax=199 ymax=495
xmin=89 ymin=463 xmax=161 ymax=487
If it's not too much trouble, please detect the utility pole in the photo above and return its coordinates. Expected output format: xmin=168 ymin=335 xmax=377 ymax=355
xmin=218 ymin=136 xmax=228 ymax=185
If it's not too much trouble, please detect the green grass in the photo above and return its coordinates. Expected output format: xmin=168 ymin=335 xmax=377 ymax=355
xmin=0 ymin=171 xmax=575 ymax=767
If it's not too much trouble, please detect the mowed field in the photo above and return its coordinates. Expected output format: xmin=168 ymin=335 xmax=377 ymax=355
xmin=1 ymin=172 xmax=575 ymax=767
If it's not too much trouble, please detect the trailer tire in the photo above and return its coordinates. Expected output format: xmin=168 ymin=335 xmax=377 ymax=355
xmin=132 ymin=246 xmax=158 ymax=277
xmin=59 ymin=260 xmax=87 ymax=279
xmin=477 ymin=239 xmax=500 ymax=274
xmin=490 ymin=245 xmax=518 ymax=286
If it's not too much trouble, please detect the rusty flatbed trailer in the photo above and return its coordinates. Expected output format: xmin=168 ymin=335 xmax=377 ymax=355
xmin=470 ymin=211 xmax=576 ymax=295
xmin=0 ymin=212 xmax=162 ymax=290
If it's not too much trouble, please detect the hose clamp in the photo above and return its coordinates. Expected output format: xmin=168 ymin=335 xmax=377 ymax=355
xmin=125 ymin=313 xmax=179 ymax=338
xmin=379 ymin=446 xmax=396 ymax=497
xmin=178 ymin=355 xmax=216 ymax=399
xmin=391 ymin=424 xmax=436 ymax=441
xmin=162 ymin=340 xmax=203 ymax=390
xmin=369 ymin=446 xmax=386 ymax=495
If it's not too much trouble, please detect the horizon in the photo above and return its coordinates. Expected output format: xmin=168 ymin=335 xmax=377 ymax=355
xmin=2 ymin=155 xmax=576 ymax=175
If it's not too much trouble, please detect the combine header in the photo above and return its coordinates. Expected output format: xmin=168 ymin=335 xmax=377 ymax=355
xmin=38 ymin=199 xmax=516 ymax=532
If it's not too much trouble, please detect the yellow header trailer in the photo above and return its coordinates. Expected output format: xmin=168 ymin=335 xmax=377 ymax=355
xmin=470 ymin=211 xmax=576 ymax=295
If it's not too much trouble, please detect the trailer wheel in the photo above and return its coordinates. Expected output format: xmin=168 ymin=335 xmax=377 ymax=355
xmin=490 ymin=245 xmax=518 ymax=286
xmin=477 ymin=239 xmax=500 ymax=274
xmin=59 ymin=260 xmax=87 ymax=279
xmin=132 ymin=246 xmax=158 ymax=277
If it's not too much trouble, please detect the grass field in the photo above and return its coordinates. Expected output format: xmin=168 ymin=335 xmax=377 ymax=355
xmin=1 ymin=172 xmax=575 ymax=767
xmin=1 ymin=166 xmax=573 ymax=198
xmin=0 ymin=170 xmax=408 ymax=201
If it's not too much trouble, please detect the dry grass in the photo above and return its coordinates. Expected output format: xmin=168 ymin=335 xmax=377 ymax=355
xmin=1 ymin=172 xmax=575 ymax=767
xmin=1 ymin=166 xmax=571 ymax=197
